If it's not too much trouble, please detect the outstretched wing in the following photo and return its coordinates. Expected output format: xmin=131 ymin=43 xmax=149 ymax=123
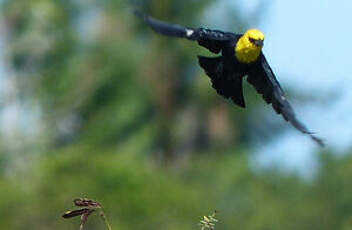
xmin=195 ymin=28 xmax=239 ymax=54
xmin=134 ymin=11 xmax=239 ymax=54
xmin=247 ymin=53 xmax=324 ymax=146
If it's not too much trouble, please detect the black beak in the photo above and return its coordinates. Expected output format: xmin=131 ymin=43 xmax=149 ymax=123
xmin=253 ymin=39 xmax=264 ymax=47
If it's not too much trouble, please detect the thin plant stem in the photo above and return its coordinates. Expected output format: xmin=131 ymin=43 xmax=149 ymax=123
xmin=100 ymin=210 xmax=112 ymax=230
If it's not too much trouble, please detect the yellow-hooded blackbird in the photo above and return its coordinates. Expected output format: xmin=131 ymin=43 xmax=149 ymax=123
xmin=135 ymin=12 xmax=323 ymax=146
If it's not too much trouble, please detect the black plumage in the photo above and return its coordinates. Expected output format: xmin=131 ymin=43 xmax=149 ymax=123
xmin=135 ymin=11 xmax=324 ymax=146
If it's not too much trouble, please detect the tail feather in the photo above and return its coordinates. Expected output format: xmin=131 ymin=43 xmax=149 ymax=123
xmin=198 ymin=56 xmax=245 ymax=107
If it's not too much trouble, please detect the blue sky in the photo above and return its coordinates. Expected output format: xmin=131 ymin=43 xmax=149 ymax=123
xmin=206 ymin=0 xmax=352 ymax=175
xmin=230 ymin=0 xmax=352 ymax=174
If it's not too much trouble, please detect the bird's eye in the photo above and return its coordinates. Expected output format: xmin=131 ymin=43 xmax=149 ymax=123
xmin=248 ymin=37 xmax=256 ymax=43
xmin=248 ymin=37 xmax=264 ymax=47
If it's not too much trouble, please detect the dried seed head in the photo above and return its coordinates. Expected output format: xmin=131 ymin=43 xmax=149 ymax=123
xmin=74 ymin=198 xmax=101 ymax=208
xmin=62 ymin=208 xmax=94 ymax=219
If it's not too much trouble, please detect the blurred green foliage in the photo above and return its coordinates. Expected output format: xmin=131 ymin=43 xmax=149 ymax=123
xmin=2 ymin=144 xmax=352 ymax=230
xmin=0 ymin=0 xmax=350 ymax=230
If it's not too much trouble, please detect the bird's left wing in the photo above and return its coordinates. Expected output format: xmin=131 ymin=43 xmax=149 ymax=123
xmin=247 ymin=53 xmax=324 ymax=146
xmin=134 ymin=11 xmax=239 ymax=54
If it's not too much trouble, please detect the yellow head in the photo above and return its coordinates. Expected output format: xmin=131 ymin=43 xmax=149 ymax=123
xmin=235 ymin=29 xmax=265 ymax=63
xmin=245 ymin=29 xmax=265 ymax=44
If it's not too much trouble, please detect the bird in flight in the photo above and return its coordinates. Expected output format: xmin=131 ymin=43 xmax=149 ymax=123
xmin=135 ymin=11 xmax=324 ymax=146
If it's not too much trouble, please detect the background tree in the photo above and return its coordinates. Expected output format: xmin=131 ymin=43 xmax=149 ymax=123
xmin=0 ymin=1 xmax=347 ymax=230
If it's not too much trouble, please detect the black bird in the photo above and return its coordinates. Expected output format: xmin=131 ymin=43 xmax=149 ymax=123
xmin=135 ymin=11 xmax=324 ymax=146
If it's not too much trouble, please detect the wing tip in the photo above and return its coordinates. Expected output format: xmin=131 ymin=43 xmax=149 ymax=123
xmin=310 ymin=134 xmax=325 ymax=147
xmin=298 ymin=127 xmax=325 ymax=147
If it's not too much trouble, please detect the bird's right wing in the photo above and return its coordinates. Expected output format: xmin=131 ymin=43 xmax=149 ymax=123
xmin=196 ymin=28 xmax=239 ymax=54
xmin=247 ymin=53 xmax=324 ymax=146
xmin=134 ymin=11 xmax=239 ymax=54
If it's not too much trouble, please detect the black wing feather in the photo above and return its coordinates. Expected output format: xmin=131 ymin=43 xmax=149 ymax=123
xmin=198 ymin=56 xmax=245 ymax=107
xmin=134 ymin=11 xmax=239 ymax=54
xmin=247 ymin=53 xmax=324 ymax=146
xmin=196 ymin=28 xmax=239 ymax=54
xmin=134 ymin=10 xmax=195 ymax=38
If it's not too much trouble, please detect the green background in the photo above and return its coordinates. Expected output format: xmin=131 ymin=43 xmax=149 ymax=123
xmin=0 ymin=0 xmax=349 ymax=229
